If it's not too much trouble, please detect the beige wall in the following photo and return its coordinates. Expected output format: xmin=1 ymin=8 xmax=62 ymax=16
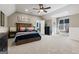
xmin=69 ymin=14 xmax=79 ymax=27
xmin=45 ymin=20 xmax=52 ymax=26
xmin=69 ymin=14 xmax=79 ymax=40
xmin=8 ymin=12 xmax=42 ymax=27
xmin=4 ymin=16 xmax=8 ymax=27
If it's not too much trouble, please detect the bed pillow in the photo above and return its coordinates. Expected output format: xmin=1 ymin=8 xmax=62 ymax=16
xmin=26 ymin=27 xmax=35 ymax=32
xmin=20 ymin=27 xmax=26 ymax=32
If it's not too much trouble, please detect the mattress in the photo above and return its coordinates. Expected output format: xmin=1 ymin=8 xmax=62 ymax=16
xmin=15 ymin=32 xmax=41 ymax=44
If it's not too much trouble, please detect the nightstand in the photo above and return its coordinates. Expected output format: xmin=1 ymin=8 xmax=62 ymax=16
xmin=9 ymin=31 xmax=16 ymax=38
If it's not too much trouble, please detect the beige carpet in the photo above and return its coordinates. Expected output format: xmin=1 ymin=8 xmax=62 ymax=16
xmin=8 ymin=35 xmax=79 ymax=54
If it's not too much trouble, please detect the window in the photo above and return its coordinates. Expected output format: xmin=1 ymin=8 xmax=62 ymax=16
xmin=59 ymin=20 xmax=64 ymax=24
xmin=57 ymin=17 xmax=69 ymax=33
xmin=65 ymin=19 xmax=69 ymax=23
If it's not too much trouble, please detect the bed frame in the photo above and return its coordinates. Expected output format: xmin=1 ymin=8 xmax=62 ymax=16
xmin=16 ymin=23 xmax=32 ymax=32
xmin=15 ymin=37 xmax=41 ymax=45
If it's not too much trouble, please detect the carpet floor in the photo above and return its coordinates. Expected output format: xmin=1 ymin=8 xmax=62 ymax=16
xmin=8 ymin=35 xmax=79 ymax=54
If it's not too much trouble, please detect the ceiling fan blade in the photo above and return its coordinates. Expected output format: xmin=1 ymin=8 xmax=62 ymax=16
xmin=43 ymin=10 xmax=47 ymax=13
xmin=33 ymin=4 xmax=51 ymax=14
xmin=33 ymin=8 xmax=39 ymax=10
xmin=37 ymin=11 xmax=40 ymax=13
xmin=44 ymin=7 xmax=51 ymax=9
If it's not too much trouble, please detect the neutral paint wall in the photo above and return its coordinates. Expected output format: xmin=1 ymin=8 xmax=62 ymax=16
xmin=69 ymin=14 xmax=79 ymax=27
xmin=4 ymin=16 xmax=8 ymax=27
xmin=69 ymin=14 xmax=79 ymax=41
xmin=45 ymin=20 xmax=52 ymax=26
xmin=8 ymin=12 xmax=42 ymax=27
xmin=51 ymin=17 xmax=57 ymax=35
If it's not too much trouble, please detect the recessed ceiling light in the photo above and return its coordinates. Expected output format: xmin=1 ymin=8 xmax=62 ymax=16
xmin=25 ymin=9 xmax=28 ymax=11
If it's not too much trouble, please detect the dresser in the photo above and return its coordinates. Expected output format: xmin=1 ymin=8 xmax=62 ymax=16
xmin=0 ymin=33 xmax=8 ymax=52
xmin=45 ymin=26 xmax=50 ymax=35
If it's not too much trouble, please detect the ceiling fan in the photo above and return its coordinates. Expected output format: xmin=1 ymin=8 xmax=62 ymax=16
xmin=33 ymin=4 xmax=51 ymax=13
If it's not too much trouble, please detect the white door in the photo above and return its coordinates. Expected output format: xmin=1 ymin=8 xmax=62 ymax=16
xmin=40 ymin=20 xmax=45 ymax=34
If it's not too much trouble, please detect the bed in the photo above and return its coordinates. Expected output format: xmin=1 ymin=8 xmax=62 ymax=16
xmin=15 ymin=32 xmax=41 ymax=45
xmin=14 ymin=23 xmax=41 ymax=45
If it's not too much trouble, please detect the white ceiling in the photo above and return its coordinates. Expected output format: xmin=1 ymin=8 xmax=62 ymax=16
xmin=43 ymin=4 xmax=79 ymax=19
xmin=1 ymin=4 xmax=79 ymax=18
xmin=15 ymin=4 xmax=68 ymax=16
xmin=0 ymin=4 xmax=15 ymax=16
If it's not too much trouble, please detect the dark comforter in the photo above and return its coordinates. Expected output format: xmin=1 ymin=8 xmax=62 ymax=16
xmin=15 ymin=32 xmax=41 ymax=42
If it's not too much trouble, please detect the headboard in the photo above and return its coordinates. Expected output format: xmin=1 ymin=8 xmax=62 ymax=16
xmin=16 ymin=23 xmax=32 ymax=32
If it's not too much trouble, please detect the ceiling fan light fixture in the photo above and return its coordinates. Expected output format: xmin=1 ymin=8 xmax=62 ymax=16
xmin=40 ymin=9 xmax=43 ymax=12
xmin=38 ymin=10 xmax=43 ymax=14
xmin=33 ymin=4 xmax=51 ymax=14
